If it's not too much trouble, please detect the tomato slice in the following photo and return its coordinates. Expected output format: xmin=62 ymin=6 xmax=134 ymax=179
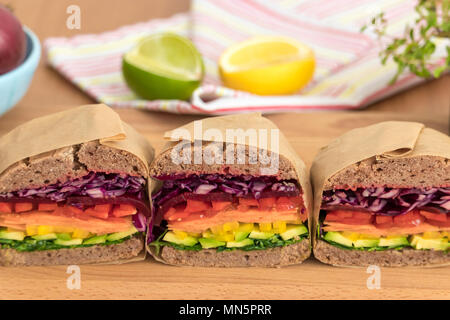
xmin=211 ymin=201 xmax=232 ymax=211
xmin=324 ymin=212 xmax=341 ymax=222
xmin=333 ymin=210 xmax=353 ymax=219
xmin=164 ymin=207 xmax=177 ymax=220
xmin=237 ymin=204 xmax=249 ymax=212
xmin=427 ymin=220 xmax=450 ymax=228
xmin=177 ymin=211 xmax=217 ymax=222
xmin=376 ymin=215 xmax=393 ymax=224
xmin=15 ymin=203 xmax=33 ymax=213
xmin=419 ymin=210 xmax=447 ymax=222
xmin=351 ymin=211 xmax=372 ymax=220
xmin=0 ymin=202 xmax=13 ymax=213
xmin=276 ymin=197 xmax=295 ymax=211
xmin=393 ymin=210 xmax=425 ymax=227
xmin=239 ymin=198 xmax=259 ymax=207
xmin=167 ymin=209 xmax=191 ymax=222
xmin=95 ymin=204 xmax=112 ymax=214
xmin=85 ymin=207 xmax=109 ymax=219
xmin=38 ymin=203 xmax=57 ymax=212
xmin=68 ymin=206 xmax=84 ymax=216
xmin=374 ymin=215 xmax=394 ymax=229
xmin=375 ymin=222 xmax=395 ymax=229
xmin=338 ymin=218 xmax=372 ymax=225
xmin=112 ymin=204 xmax=137 ymax=217
xmin=184 ymin=200 xmax=210 ymax=213
xmin=324 ymin=210 xmax=373 ymax=225
xmin=289 ymin=195 xmax=304 ymax=207
xmin=258 ymin=197 xmax=276 ymax=211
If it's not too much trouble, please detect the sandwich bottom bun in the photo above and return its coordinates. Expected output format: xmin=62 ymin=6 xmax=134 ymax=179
xmin=154 ymin=239 xmax=311 ymax=267
xmin=314 ymin=240 xmax=450 ymax=267
xmin=0 ymin=236 xmax=144 ymax=267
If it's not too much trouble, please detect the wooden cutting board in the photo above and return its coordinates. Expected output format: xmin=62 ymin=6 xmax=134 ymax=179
xmin=0 ymin=107 xmax=448 ymax=300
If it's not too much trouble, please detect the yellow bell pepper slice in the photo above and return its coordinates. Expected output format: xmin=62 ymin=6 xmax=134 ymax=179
xmin=72 ymin=229 xmax=91 ymax=239
xmin=259 ymin=223 xmax=272 ymax=232
xmin=37 ymin=225 xmax=54 ymax=235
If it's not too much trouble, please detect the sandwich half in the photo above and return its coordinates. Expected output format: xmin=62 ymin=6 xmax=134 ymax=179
xmin=149 ymin=113 xmax=312 ymax=267
xmin=0 ymin=105 xmax=154 ymax=266
xmin=312 ymin=121 xmax=449 ymax=267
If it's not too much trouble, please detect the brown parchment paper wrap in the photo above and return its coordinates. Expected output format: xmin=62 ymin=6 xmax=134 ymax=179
xmin=0 ymin=104 xmax=155 ymax=265
xmin=147 ymin=113 xmax=313 ymax=265
xmin=310 ymin=121 xmax=450 ymax=267
xmin=0 ymin=104 xmax=154 ymax=175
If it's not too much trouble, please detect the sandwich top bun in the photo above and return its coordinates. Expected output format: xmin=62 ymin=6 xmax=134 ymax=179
xmin=150 ymin=141 xmax=298 ymax=181
xmin=0 ymin=141 xmax=148 ymax=194
xmin=0 ymin=104 xmax=154 ymax=193
xmin=160 ymin=112 xmax=310 ymax=188
xmin=312 ymin=122 xmax=449 ymax=192
xmin=324 ymin=155 xmax=448 ymax=191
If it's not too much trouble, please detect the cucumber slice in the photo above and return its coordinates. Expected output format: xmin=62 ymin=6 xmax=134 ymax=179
xmin=83 ymin=235 xmax=107 ymax=245
xmin=410 ymin=235 xmax=448 ymax=250
xmin=379 ymin=236 xmax=409 ymax=247
xmin=324 ymin=231 xmax=353 ymax=247
xmin=0 ymin=230 xmax=25 ymax=241
xmin=163 ymin=231 xmax=198 ymax=246
xmin=354 ymin=239 xmax=379 ymax=248
xmin=199 ymin=238 xmax=225 ymax=249
xmin=106 ymin=226 xmax=138 ymax=242
xmin=54 ymin=239 xmax=83 ymax=246
xmin=280 ymin=224 xmax=308 ymax=240
xmin=234 ymin=231 xmax=250 ymax=242
xmin=226 ymin=238 xmax=254 ymax=248
xmin=32 ymin=233 xmax=58 ymax=241
xmin=249 ymin=231 xmax=274 ymax=240
xmin=56 ymin=233 xmax=72 ymax=241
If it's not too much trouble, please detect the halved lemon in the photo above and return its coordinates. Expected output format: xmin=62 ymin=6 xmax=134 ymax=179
xmin=219 ymin=36 xmax=315 ymax=95
xmin=122 ymin=33 xmax=204 ymax=101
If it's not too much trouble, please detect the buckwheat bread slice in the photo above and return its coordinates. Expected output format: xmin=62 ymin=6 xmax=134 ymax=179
xmin=157 ymin=239 xmax=310 ymax=268
xmin=0 ymin=140 xmax=148 ymax=194
xmin=150 ymin=141 xmax=298 ymax=180
xmin=0 ymin=236 xmax=144 ymax=267
xmin=314 ymin=240 xmax=449 ymax=267
xmin=324 ymin=155 xmax=450 ymax=190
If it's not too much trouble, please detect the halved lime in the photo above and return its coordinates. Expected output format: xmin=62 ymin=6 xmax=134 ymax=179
xmin=122 ymin=33 xmax=204 ymax=101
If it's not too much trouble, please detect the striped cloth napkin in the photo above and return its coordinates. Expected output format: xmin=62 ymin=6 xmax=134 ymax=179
xmin=45 ymin=0 xmax=448 ymax=114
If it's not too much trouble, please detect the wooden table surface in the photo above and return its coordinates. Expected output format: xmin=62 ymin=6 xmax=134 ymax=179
xmin=0 ymin=0 xmax=449 ymax=300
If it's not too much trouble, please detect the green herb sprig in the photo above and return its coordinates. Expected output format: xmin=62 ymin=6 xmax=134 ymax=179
xmin=361 ymin=0 xmax=449 ymax=84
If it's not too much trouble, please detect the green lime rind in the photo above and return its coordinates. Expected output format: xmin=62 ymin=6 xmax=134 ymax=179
xmin=123 ymin=59 xmax=201 ymax=101
xmin=122 ymin=33 xmax=204 ymax=101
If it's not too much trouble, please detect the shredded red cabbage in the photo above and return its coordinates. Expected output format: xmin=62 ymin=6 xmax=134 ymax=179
xmin=152 ymin=174 xmax=301 ymax=218
xmin=322 ymin=187 xmax=450 ymax=216
xmin=0 ymin=172 xmax=146 ymax=202
xmin=153 ymin=174 xmax=299 ymax=202
xmin=133 ymin=211 xmax=148 ymax=233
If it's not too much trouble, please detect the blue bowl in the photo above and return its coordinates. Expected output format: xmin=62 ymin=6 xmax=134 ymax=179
xmin=0 ymin=26 xmax=41 ymax=116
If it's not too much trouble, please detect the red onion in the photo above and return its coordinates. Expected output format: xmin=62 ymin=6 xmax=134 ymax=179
xmin=0 ymin=5 xmax=27 ymax=75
